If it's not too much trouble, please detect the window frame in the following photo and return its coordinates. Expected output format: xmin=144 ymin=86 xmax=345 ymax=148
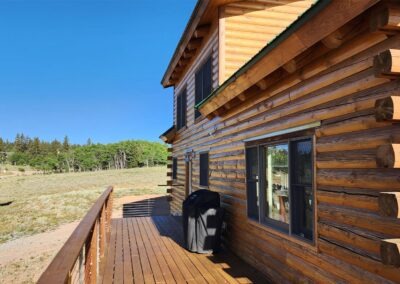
xmin=172 ymin=157 xmax=178 ymax=180
xmin=176 ymin=88 xmax=187 ymax=131
xmin=245 ymin=131 xmax=316 ymax=245
xmin=199 ymin=151 xmax=209 ymax=187
xmin=194 ymin=55 xmax=213 ymax=121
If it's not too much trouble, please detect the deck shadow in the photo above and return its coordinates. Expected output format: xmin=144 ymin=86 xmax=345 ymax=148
xmin=122 ymin=196 xmax=170 ymax=218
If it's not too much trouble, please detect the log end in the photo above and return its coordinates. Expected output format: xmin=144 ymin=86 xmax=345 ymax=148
xmin=370 ymin=5 xmax=390 ymax=32
xmin=321 ymin=31 xmax=343 ymax=49
xmin=370 ymin=4 xmax=400 ymax=33
xmin=373 ymin=49 xmax=399 ymax=78
xmin=282 ymin=60 xmax=297 ymax=74
xmin=381 ymin=239 xmax=400 ymax=267
xmin=375 ymin=96 xmax=399 ymax=121
xmin=376 ymin=144 xmax=399 ymax=168
xmin=378 ymin=192 xmax=400 ymax=218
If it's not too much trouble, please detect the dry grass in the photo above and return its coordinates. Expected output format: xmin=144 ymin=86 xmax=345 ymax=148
xmin=0 ymin=252 xmax=53 ymax=284
xmin=0 ymin=167 xmax=167 ymax=244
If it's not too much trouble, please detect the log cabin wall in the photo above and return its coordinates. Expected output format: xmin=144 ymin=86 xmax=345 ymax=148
xmin=170 ymin=23 xmax=219 ymax=214
xmin=169 ymin=2 xmax=400 ymax=283
xmin=218 ymin=0 xmax=314 ymax=83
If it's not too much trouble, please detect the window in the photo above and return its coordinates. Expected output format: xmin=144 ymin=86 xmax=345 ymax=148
xmin=195 ymin=57 xmax=212 ymax=119
xmin=172 ymin=158 xmax=177 ymax=180
xmin=246 ymin=136 xmax=314 ymax=242
xmin=176 ymin=89 xmax=187 ymax=130
xmin=199 ymin=152 xmax=209 ymax=187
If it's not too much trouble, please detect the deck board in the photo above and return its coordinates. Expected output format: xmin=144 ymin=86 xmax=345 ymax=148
xmin=103 ymin=219 xmax=118 ymax=283
xmin=131 ymin=218 xmax=155 ymax=284
xmin=126 ymin=218 xmax=144 ymax=284
xmin=123 ymin=219 xmax=134 ymax=284
xmin=115 ymin=220 xmax=124 ymax=283
xmin=102 ymin=216 xmax=269 ymax=283
xmin=142 ymin=217 xmax=186 ymax=283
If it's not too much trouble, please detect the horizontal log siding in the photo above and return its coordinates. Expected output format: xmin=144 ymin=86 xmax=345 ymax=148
xmin=219 ymin=0 xmax=314 ymax=83
xmin=170 ymin=9 xmax=400 ymax=284
xmin=171 ymin=26 xmax=219 ymax=214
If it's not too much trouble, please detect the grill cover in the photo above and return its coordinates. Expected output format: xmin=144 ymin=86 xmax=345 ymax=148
xmin=183 ymin=190 xmax=224 ymax=253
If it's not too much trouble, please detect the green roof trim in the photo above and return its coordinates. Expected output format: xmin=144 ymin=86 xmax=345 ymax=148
xmin=195 ymin=0 xmax=330 ymax=111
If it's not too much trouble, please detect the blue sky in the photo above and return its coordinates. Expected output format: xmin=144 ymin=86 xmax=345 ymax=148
xmin=0 ymin=0 xmax=196 ymax=144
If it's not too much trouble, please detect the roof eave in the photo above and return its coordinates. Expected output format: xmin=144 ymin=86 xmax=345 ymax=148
xmin=161 ymin=0 xmax=208 ymax=88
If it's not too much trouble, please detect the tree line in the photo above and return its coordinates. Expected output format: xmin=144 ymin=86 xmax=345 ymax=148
xmin=0 ymin=134 xmax=168 ymax=173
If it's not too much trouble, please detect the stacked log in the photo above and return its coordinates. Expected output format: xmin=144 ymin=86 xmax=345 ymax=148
xmin=168 ymin=1 xmax=400 ymax=282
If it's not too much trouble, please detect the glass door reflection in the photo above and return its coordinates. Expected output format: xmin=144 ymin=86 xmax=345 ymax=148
xmin=265 ymin=143 xmax=289 ymax=225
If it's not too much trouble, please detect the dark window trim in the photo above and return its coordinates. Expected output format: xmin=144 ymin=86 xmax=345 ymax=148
xmin=172 ymin=157 xmax=178 ymax=180
xmin=176 ymin=87 xmax=187 ymax=131
xmin=199 ymin=151 xmax=209 ymax=187
xmin=195 ymin=55 xmax=213 ymax=121
xmin=245 ymin=130 xmax=315 ymax=245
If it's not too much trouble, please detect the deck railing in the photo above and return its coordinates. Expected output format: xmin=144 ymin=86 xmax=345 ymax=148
xmin=38 ymin=186 xmax=113 ymax=284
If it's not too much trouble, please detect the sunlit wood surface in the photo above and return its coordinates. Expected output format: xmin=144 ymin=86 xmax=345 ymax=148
xmin=101 ymin=216 xmax=269 ymax=283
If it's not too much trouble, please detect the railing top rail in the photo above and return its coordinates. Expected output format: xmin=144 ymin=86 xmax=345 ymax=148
xmin=37 ymin=186 xmax=113 ymax=284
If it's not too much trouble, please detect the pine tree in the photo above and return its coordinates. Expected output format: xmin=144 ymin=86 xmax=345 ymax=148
xmin=14 ymin=134 xmax=23 ymax=152
xmin=63 ymin=136 xmax=70 ymax=152
xmin=50 ymin=139 xmax=62 ymax=155
xmin=30 ymin=137 xmax=41 ymax=155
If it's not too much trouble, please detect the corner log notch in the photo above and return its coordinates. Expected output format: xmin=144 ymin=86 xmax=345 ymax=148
xmin=378 ymin=192 xmax=400 ymax=218
xmin=208 ymin=85 xmax=261 ymax=118
xmin=322 ymin=16 xmax=366 ymax=49
xmin=376 ymin=144 xmax=400 ymax=168
xmin=187 ymin=38 xmax=203 ymax=51
xmin=194 ymin=24 xmax=210 ymax=39
xmin=381 ymin=239 xmax=400 ymax=267
xmin=284 ymin=17 xmax=366 ymax=74
xmin=375 ymin=96 xmax=400 ymax=121
xmin=370 ymin=2 xmax=400 ymax=33
xmin=282 ymin=43 xmax=330 ymax=74
xmin=374 ymin=49 xmax=400 ymax=78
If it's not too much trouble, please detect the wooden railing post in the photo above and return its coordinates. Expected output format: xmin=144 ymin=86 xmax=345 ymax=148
xmin=85 ymin=220 xmax=98 ymax=284
xmin=99 ymin=204 xmax=106 ymax=259
xmin=106 ymin=190 xmax=113 ymax=242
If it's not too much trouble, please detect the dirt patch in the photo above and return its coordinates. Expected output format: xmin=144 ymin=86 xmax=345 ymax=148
xmin=0 ymin=222 xmax=78 ymax=284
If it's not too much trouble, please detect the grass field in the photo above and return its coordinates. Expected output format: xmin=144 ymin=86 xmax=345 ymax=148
xmin=0 ymin=167 xmax=167 ymax=244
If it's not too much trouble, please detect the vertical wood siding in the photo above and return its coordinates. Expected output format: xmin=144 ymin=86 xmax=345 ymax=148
xmin=219 ymin=0 xmax=314 ymax=83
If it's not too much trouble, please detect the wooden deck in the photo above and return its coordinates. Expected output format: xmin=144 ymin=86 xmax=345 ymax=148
xmin=101 ymin=216 xmax=269 ymax=283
